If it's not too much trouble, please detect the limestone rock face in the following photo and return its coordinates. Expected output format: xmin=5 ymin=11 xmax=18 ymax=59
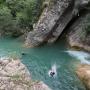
xmin=25 ymin=0 xmax=74 ymax=47
xmin=76 ymin=64 xmax=90 ymax=90
xmin=67 ymin=12 xmax=90 ymax=51
xmin=25 ymin=0 xmax=90 ymax=47
xmin=0 ymin=59 xmax=51 ymax=90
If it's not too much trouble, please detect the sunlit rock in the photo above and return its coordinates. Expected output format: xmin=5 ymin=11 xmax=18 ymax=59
xmin=25 ymin=0 xmax=73 ymax=47
xmin=0 ymin=58 xmax=51 ymax=90
xmin=76 ymin=64 xmax=90 ymax=90
xmin=25 ymin=0 xmax=90 ymax=47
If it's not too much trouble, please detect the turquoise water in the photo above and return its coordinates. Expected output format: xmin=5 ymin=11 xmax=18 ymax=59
xmin=0 ymin=37 xmax=86 ymax=90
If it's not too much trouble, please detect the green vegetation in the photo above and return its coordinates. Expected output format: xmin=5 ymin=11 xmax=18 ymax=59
xmin=8 ymin=51 xmax=22 ymax=59
xmin=10 ymin=74 xmax=21 ymax=81
xmin=0 ymin=0 xmax=44 ymax=37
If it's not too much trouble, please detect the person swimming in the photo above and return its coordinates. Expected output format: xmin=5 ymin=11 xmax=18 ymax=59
xmin=21 ymin=52 xmax=27 ymax=55
xmin=48 ymin=64 xmax=57 ymax=78
xmin=22 ymin=53 xmax=25 ymax=55
xmin=50 ymin=71 xmax=55 ymax=77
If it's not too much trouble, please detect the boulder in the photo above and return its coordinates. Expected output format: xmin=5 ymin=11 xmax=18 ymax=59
xmin=0 ymin=58 xmax=51 ymax=90
xmin=76 ymin=64 xmax=90 ymax=90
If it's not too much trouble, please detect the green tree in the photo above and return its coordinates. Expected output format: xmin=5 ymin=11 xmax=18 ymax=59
xmin=0 ymin=0 xmax=44 ymax=37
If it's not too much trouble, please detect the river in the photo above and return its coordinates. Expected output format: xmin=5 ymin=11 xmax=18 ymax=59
xmin=0 ymin=37 xmax=90 ymax=90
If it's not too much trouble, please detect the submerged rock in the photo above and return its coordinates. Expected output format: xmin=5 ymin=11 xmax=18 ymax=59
xmin=0 ymin=58 xmax=51 ymax=90
xmin=76 ymin=64 xmax=90 ymax=90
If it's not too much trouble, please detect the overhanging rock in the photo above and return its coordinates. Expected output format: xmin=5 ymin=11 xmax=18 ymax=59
xmin=25 ymin=0 xmax=90 ymax=47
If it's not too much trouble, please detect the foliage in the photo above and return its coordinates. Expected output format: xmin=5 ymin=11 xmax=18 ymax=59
xmin=0 ymin=0 xmax=44 ymax=37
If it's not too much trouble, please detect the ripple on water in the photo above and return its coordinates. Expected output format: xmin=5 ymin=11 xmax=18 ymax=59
xmin=0 ymin=38 xmax=86 ymax=90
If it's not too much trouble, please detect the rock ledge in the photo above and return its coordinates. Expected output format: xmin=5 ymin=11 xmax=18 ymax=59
xmin=76 ymin=64 xmax=90 ymax=90
xmin=0 ymin=58 xmax=51 ymax=90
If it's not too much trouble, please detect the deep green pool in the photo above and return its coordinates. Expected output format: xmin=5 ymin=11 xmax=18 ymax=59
xmin=0 ymin=37 xmax=87 ymax=90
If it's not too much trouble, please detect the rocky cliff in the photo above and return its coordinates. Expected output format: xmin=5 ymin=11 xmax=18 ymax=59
xmin=0 ymin=58 xmax=51 ymax=90
xmin=67 ymin=12 xmax=90 ymax=51
xmin=25 ymin=0 xmax=90 ymax=47
xmin=25 ymin=0 xmax=74 ymax=47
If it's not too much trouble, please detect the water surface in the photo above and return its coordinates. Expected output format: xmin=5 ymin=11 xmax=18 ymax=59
xmin=0 ymin=37 xmax=88 ymax=90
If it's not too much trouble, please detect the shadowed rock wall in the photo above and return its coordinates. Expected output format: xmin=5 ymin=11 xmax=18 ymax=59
xmin=25 ymin=0 xmax=90 ymax=47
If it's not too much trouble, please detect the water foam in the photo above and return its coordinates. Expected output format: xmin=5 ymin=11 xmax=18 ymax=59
xmin=65 ymin=50 xmax=90 ymax=64
xmin=48 ymin=64 xmax=57 ymax=78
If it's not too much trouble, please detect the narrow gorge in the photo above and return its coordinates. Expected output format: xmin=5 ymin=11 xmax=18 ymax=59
xmin=0 ymin=0 xmax=90 ymax=90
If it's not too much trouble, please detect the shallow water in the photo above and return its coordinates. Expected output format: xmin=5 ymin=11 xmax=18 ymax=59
xmin=0 ymin=37 xmax=89 ymax=90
